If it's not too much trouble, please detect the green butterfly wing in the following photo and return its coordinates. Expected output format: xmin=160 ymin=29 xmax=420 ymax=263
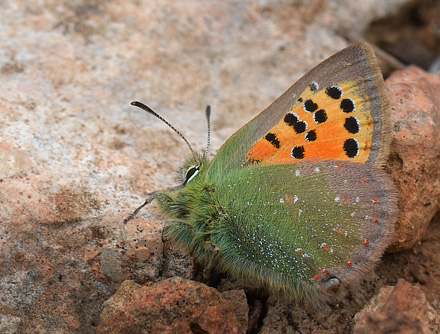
xmin=209 ymin=161 xmax=397 ymax=301
xmin=208 ymin=42 xmax=390 ymax=182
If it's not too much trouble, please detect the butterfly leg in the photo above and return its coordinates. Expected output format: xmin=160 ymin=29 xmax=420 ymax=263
xmin=122 ymin=185 xmax=183 ymax=224
xmin=122 ymin=192 xmax=159 ymax=224
xmin=158 ymin=225 xmax=171 ymax=276
xmin=160 ymin=224 xmax=173 ymax=264
xmin=247 ymin=300 xmax=264 ymax=334
xmin=190 ymin=242 xmax=221 ymax=285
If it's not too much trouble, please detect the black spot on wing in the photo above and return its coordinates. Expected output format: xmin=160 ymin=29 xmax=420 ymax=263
xmin=265 ymin=133 xmax=281 ymax=148
xmin=341 ymin=98 xmax=355 ymax=113
xmin=314 ymin=109 xmax=328 ymax=124
xmin=344 ymin=117 xmax=360 ymax=134
xmin=291 ymin=146 xmax=305 ymax=159
xmin=294 ymin=121 xmax=307 ymax=134
xmin=284 ymin=113 xmax=299 ymax=126
xmin=343 ymin=138 xmax=359 ymax=158
xmin=325 ymin=86 xmax=343 ymax=99
xmin=303 ymin=99 xmax=318 ymax=113
xmin=305 ymin=130 xmax=317 ymax=142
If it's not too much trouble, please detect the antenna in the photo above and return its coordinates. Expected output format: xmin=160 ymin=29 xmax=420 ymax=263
xmin=131 ymin=101 xmax=199 ymax=164
xmin=204 ymin=105 xmax=211 ymax=159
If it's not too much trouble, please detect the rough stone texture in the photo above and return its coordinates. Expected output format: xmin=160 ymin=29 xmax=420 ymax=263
xmin=221 ymin=289 xmax=250 ymax=334
xmin=354 ymin=279 xmax=440 ymax=334
xmin=97 ymin=278 xmax=246 ymax=334
xmin=376 ymin=212 xmax=440 ymax=308
xmin=1 ymin=0 xmax=432 ymax=333
xmin=386 ymin=66 xmax=440 ymax=251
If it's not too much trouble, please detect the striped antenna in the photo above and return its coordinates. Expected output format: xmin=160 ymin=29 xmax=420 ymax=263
xmin=204 ymin=105 xmax=211 ymax=159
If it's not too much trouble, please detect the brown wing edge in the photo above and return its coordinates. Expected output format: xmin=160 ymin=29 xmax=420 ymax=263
xmin=318 ymin=167 xmax=399 ymax=292
xmin=358 ymin=42 xmax=392 ymax=168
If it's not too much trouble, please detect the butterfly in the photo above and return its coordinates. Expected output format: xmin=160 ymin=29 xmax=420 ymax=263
xmin=125 ymin=42 xmax=398 ymax=304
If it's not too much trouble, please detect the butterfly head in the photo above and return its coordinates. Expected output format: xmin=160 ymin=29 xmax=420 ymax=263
xmin=130 ymin=101 xmax=212 ymax=188
xmin=179 ymin=153 xmax=209 ymax=186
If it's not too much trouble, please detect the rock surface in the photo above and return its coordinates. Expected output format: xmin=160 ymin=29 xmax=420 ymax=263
xmin=386 ymin=66 xmax=440 ymax=252
xmin=354 ymin=279 xmax=440 ymax=334
xmin=97 ymin=278 xmax=247 ymax=334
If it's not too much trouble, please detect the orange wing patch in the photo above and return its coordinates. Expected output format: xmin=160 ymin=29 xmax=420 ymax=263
xmin=244 ymin=80 xmax=374 ymax=166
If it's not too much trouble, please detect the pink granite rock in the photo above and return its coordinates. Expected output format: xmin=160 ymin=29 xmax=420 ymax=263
xmin=354 ymin=279 xmax=440 ymax=334
xmin=97 ymin=278 xmax=247 ymax=334
xmin=386 ymin=66 xmax=440 ymax=252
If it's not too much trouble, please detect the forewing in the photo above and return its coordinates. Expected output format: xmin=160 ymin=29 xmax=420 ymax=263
xmin=208 ymin=43 xmax=390 ymax=182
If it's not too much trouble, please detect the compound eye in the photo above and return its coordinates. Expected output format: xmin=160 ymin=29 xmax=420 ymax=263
xmin=184 ymin=165 xmax=199 ymax=185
